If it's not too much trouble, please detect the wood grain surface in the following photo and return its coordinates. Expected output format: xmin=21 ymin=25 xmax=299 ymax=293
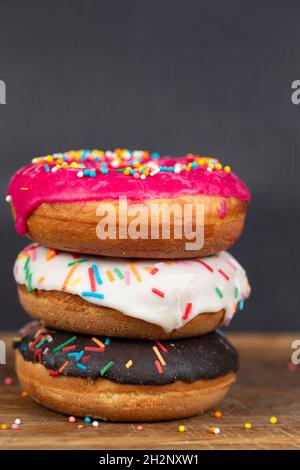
xmin=0 ymin=332 xmax=299 ymax=450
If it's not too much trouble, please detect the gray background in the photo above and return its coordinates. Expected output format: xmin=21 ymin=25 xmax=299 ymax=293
xmin=0 ymin=0 xmax=299 ymax=330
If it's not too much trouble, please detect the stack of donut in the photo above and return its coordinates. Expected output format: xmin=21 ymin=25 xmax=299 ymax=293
xmin=7 ymin=149 xmax=251 ymax=421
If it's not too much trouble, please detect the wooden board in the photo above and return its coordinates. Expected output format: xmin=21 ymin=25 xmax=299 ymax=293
xmin=0 ymin=332 xmax=299 ymax=450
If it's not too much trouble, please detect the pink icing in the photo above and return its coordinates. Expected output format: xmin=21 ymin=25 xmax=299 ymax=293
xmin=7 ymin=155 xmax=250 ymax=235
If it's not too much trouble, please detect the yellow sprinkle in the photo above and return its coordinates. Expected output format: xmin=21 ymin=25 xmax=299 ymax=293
xmin=70 ymin=277 xmax=81 ymax=287
xmin=92 ymin=337 xmax=105 ymax=348
xmin=129 ymin=264 xmax=141 ymax=282
xmin=245 ymin=423 xmax=252 ymax=429
xmin=215 ymin=163 xmax=222 ymax=170
xmin=224 ymin=165 xmax=231 ymax=173
xmin=269 ymin=416 xmax=277 ymax=424
xmin=125 ymin=360 xmax=133 ymax=369
xmin=38 ymin=276 xmax=45 ymax=285
xmin=106 ymin=270 xmax=115 ymax=282
xmin=1 ymin=424 xmax=8 ymax=430
xmin=178 ymin=425 xmax=186 ymax=433
xmin=45 ymin=155 xmax=54 ymax=163
xmin=20 ymin=187 xmax=29 ymax=191
xmin=143 ymin=266 xmax=153 ymax=271
xmin=152 ymin=346 xmax=166 ymax=366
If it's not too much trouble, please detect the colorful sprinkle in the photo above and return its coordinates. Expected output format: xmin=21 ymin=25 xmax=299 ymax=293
xmin=59 ymin=360 xmax=70 ymax=373
xmin=194 ymin=259 xmax=214 ymax=272
xmin=182 ymin=302 xmax=192 ymax=320
xmin=92 ymin=264 xmax=102 ymax=285
xmin=154 ymin=359 xmax=164 ymax=374
xmin=152 ymin=287 xmax=165 ymax=298
xmin=155 ymin=341 xmax=168 ymax=354
xmin=129 ymin=264 xmax=141 ymax=282
xmin=218 ymin=269 xmax=230 ymax=281
xmin=62 ymin=264 xmax=79 ymax=290
xmin=178 ymin=425 xmax=186 ymax=433
xmin=106 ymin=270 xmax=114 ymax=282
xmin=68 ymin=259 xmax=87 ymax=267
xmin=53 ymin=336 xmax=77 ymax=353
xmin=215 ymin=287 xmax=223 ymax=299
xmin=114 ymin=267 xmax=124 ymax=280
xmin=125 ymin=360 xmax=133 ymax=369
xmin=82 ymin=291 xmax=105 ymax=299
xmin=153 ymin=346 xmax=166 ymax=366
xmin=100 ymin=361 xmax=114 ymax=376
xmin=88 ymin=267 xmax=96 ymax=292
xmin=92 ymin=337 xmax=105 ymax=348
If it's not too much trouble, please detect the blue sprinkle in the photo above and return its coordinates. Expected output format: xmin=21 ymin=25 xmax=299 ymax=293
xmin=44 ymin=164 xmax=50 ymax=172
xmin=82 ymin=291 xmax=105 ymax=299
xmin=151 ymin=152 xmax=160 ymax=159
xmin=191 ymin=162 xmax=198 ymax=168
xmin=84 ymin=417 xmax=91 ymax=423
xmin=76 ymin=363 xmax=87 ymax=371
xmin=83 ymin=169 xmax=90 ymax=176
xmin=90 ymin=170 xmax=96 ymax=177
xmin=238 ymin=299 xmax=244 ymax=310
xmin=101 ymin=168 xmax=109 ymax=174
xmin=105 ymin=337 xmax=110 ymax=346
xmin=92 ymin=264 xmax=103 ymax=285
xmin=68 ymin=350 xmax=84 ymax=361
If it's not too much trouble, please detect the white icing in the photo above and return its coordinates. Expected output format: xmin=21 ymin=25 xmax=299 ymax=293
xmin=14 ymin=244 xmax=250 ymax=332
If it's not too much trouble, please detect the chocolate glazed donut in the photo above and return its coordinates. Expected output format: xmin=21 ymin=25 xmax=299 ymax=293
xmin=14 ymin=323 xmax=239 ymax=421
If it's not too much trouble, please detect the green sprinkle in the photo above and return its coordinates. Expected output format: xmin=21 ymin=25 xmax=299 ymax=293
xmin=100 ymin=361 xmax=114 ymax=376
xmin=35 ymin=337 xmax=48 ymax=349
xmin=27 ymin=272 xmax=33 ymax=293
xmin=24 ymin=256 xmax=30 ymax=270
xmin=113 ymin=268 xmax=124 ymax=280
xmin=215 ymin=287 xmax=223 ymax=299
xmin=68 ymin=259 xmax=87 ymax=267
xmin=234 ymin=286 xmax=239 ymax=298
xmin=53 ymin=336 xmax=77 ymax=353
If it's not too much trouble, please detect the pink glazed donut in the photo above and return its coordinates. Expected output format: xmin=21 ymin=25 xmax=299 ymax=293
xmin=6 ymin=149 xmax=250 ymax=258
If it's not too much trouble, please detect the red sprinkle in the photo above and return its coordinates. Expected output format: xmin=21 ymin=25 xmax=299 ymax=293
xmin=155 ymin=340 xmax=168 ymax=354
xmin=193 ymin=259 xmax=213 ymax=272
xmin=152 ymin=288 xmax=165 ymax=298
xmin=84 ymin=346 xmax=105 ymax=352
xmin=49 ymin=370 xmax=60 ymax=377
xmin=29 ymin=336 xmax=42 ymax=350
xmin=218 ymin=269 xmax=230 ymax=281
xmin=182 ymin=302 xmax=192 ymax=320
xmin=88 ymin=267 xmax=96 ymax=292
xmin=62 ymin=345 xmax=76 ymax=352
xmin=150 ymin=267 xmax=159 ymax=275
xmin=155 ymin=360 xmax=164 ymax=374
xmin=81 ymin=355 xmax=91 ymax=361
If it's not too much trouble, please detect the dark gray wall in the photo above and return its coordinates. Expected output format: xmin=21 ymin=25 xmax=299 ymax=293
xmin=0 ymin=0 xmax=299 ymax=330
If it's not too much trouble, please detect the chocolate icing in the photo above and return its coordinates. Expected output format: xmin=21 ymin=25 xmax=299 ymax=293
xmin=14 ymin=322 xmax=239 ymax=385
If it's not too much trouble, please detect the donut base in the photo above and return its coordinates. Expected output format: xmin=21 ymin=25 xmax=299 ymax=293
xmin=16 ymin=352 xmax=236 ymax=421
xmin=22 ymin=196 xmax=247 ymax=258
xmin=18 ymin=286 xmax=225 ymax=339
